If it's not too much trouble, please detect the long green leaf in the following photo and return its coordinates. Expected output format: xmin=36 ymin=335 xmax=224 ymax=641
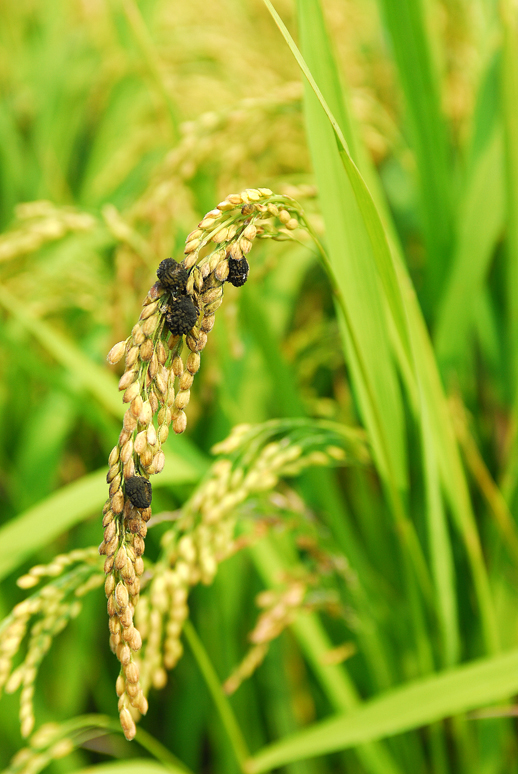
xmin=72 ymin=762 xmax=185 ymax=774
xmin=296 ymin=32 xmax=407 ymax=485
xmin=263 ymin=0 xmax=498 ymax=656
xmin=407 ymin=294 xmax=499 ymax=653
xmin=435 ymin=126 xmax=504 ymax=371
xmin=499 ymin=1 xmax=518 ymax=514
xmin=296 ymin=3 xmax=452 ymax=638
xmin=376 ymin=0 xmax=453 ymax=309
xmin=250 ymin=537 xmax=403 ymax=774
xmin=0 ymin=283 xmax=121 ymax=417
xmin=292 ymin=0 xmax=461 ymax=671
xmin=246 ymin=649 xmax=518 ymax=772
xmin=421 ymin=404 xmax=458 ymax=666
xmin=263 ymin=0 xmax=413 ymax=394
xmin=501 ymin=1 xmax=518 ymax=420
xmin=183 ymin=620 xmax=250 ymax=768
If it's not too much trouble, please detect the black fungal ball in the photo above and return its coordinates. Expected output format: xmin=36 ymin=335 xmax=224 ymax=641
xmin=227 ymin=257 xmax=249 ymax=287
xmin=125 ymin=476 xmax=153 ymax=509
xmin=157 ymin=258 xmax=189 ymax=295
xmin=165 ymin=296 xmax=198 ymax=335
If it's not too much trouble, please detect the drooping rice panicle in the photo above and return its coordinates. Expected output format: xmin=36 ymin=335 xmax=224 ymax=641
xmin=102 ymin=187 xmax=350 ymax=737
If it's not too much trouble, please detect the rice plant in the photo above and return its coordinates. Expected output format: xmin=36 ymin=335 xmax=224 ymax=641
xmin=1 ymin=1 xmax=518 ymax=773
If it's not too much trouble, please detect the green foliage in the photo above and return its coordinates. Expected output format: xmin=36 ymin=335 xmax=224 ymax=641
xmin=1 ymin=0 xmax=518 ymax=773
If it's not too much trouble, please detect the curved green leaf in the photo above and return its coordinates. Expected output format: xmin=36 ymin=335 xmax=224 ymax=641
xmin=246 ymin=649 xmax=518 ymax=772
xmin=377 ymin=0 xmax=453 ymax=306
xmin=435 ymin=126 xmax=504 ymax=370
xmin=71 ymin=762 xmax=186 ymax=774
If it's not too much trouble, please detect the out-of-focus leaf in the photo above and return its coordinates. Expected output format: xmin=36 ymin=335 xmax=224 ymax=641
xmin=435 ymin=127 xmax=504 ymax=371
xmin=0 ymin=284 xmax=124 ymax=419
xmin=376 ymin=0 xmax=453 ymax=308
xmin=247 ymin=648 xmax=518 ymax=772
xmin=71 ymin=761 xmax=190 ymax=774
xmin=501 ymin=0 xmax=518 ymax=443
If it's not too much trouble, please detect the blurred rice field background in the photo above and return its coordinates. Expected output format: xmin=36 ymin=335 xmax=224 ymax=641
xmin=2 ymin=0 xmax=518 ymax=772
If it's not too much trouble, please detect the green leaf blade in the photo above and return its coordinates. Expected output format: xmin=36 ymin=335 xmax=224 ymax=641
xmin=247 ymin=649 xmax=518 ymax=772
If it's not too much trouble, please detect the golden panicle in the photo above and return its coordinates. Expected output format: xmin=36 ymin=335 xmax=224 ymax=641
xmin=102 ymin=188 xmax=315 ymax=736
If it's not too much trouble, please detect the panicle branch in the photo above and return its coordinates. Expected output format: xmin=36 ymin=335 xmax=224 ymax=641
xmin=133 ymin=417 xmax=366 ymax=697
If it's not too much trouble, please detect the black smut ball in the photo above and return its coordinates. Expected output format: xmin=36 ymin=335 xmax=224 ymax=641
xmin=125 ymin=476 xmax=153 ymax=509
xmin=157 ymin=258 xmax=189 ymax=295
xmin=227 ymin=257 xmax=249 ymax=287
xmin=165 ymin=296 xmax=198 ymax=335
